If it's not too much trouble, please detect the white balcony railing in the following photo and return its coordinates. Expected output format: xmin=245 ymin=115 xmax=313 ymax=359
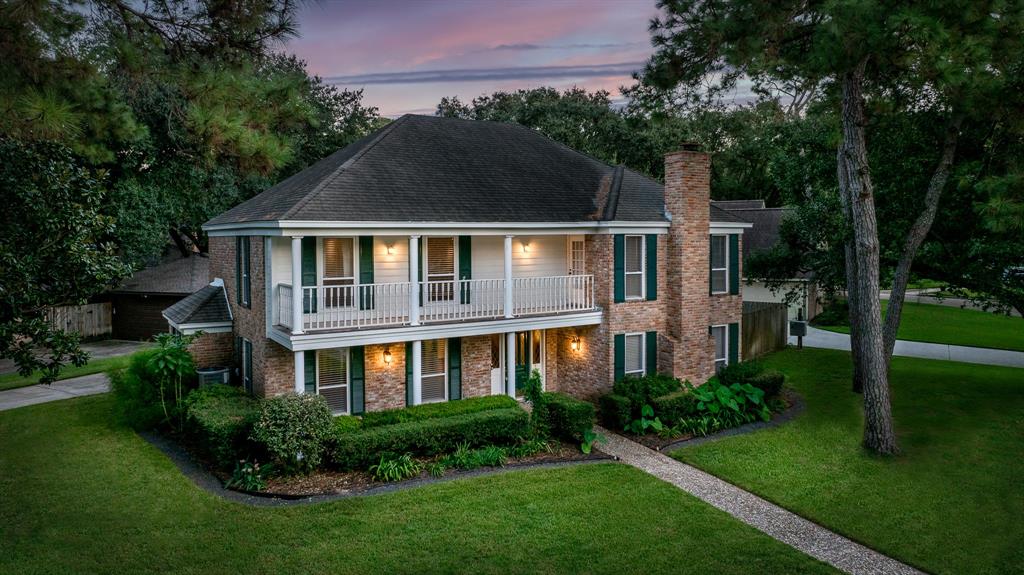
xmin=276 ymin=274 xmax=594 ymax=333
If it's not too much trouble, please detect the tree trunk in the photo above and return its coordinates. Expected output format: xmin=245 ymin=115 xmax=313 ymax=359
xmin=838 ymin=61 xmax=898 ymax=455
xmin=882 ymin=118 xmax=962 ymax=361
xmin=837 ymin=141 xmax=864 ymax=393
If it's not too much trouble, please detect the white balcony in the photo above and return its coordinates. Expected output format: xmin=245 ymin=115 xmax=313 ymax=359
xmin=277 ymin=275 xmax=594 ymax=333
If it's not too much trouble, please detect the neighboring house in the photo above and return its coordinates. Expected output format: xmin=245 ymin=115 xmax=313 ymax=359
xmin=102 ymin=252 xmax=209 ymax=340
xmin=166 ymin=115 xmax=751 ymax=415
xmin=713 ymin=200 xmax=822 ymax=325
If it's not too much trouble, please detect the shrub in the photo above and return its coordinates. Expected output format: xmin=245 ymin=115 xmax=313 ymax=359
xmin=625 ymin=404 xmax=664 ymax=435
xmin=717 ymin=360 xmax=765 ymax=387
xmin=598 ymin=393 xmax=632 ymax=430
xmin=224 ymin=459 xmax=270 ymax=492
xmin=147 ymin=332 xmax=201 ymax=430
xmin=251 ymin=394 xmax=334 ymax=473
xmin=651 ymin=390 xmax=699 ymax=427
xmin=440 ymin=442 xmax=508 ymax=471
xmin=749 ymin=370 xmax=786 ymax=398
xmin=811 ymin=300 xmax=849 ymax=327
xmin=507 ymin=438 xmax=551 ymax=459
xmin=330 ymin=407 xmax=529 ymax=471
xmin=361 ymin=395 xmax=517 ymax=428
xmin=613 ymin=373 xmax=682 ymax=410
xmin=686 ymin=379 xmax=770 ymax=423
xmin=333 ymin=415 xmax=363 ymax=435
xmin=184 ymin=385 xmax=259 ymax=469
xmin=540 ymin=392 xmax=595 ymax=442
xmin=370 ymin=452 xmax=422 ymax=482
xmin=110 ymin=349 xmax=165 ymax=430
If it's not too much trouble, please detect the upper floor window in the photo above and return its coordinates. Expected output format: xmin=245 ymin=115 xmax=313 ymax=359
xmin=624 ymin=235 xmax=645 ymax=300
xmin=425 ymin=237 xmax=456 ymax=301
xmin=323 ymin=238 xmax=355 ymax=307
xmin=236 ymin=237 xmax=251 ymax=308
xmin=710 ymin=235 xmax=728 ymax=294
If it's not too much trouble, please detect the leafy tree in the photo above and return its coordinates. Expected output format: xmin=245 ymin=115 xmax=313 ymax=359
xmin=0 ymin=139 xmax=132 ymax=383
xmin=641 ymin=0 xmax=1024 ymax=454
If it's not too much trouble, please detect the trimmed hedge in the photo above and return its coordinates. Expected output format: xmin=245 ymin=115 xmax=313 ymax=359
xmin=717 ymin=360 xmax=765 ymax=387
xmin=749 ymin=369 xmax=785 ymax=398
xmin=360 ymin=395 xmax=517 ymax=428
xmin=251 ymin=393 xmax=334 ymax=473
xmin=184 ymin=385 xmax=259 ymax=470
xmin=333 ymin=415 xmax=363 ymax=435
xmin=541 ymin=392 xmax=595 ymax=442
xmin=651 ymin=390 xmax=698 ymax=427
xmin=598 ymin=393 xmax=632 ymax=430
xmin=612 ymin=374 xmax=682 ymax=411
xmin=330 ymin=407 xmax=529 ymax=470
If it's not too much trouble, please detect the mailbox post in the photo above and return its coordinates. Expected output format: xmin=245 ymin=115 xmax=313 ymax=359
xmin=790 ymin=308 xmax=808 ymax=350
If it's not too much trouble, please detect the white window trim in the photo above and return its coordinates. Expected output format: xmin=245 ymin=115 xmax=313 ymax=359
xmin=711 ymin=324 xmax=728 ymax=372
xmin=319 ymin=237 xmax=359 ymax=286
xmin=623 ymin=332 xmax=646 ymax=377
xmin=316 ymin=348 xmax=352 ymax=416
xmin=711 ymin=234 xmax=729 ymax=295
xmin=420 ymin=338 xmax=448 ymax=404
xmin=239 ymin=237 xmax=251 ymax=307
xmin=424 ymin=236 xmax=458 ymax=282
xmin=624 ymin=234 xmax=646 ymax=301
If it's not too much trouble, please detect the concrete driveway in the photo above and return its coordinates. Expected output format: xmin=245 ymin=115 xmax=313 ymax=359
xmin=0 ymin=373 xmax=111 ymax=411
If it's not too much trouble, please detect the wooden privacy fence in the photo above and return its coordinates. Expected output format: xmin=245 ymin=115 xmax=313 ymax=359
xmin=46 ymin=303 xmax=112 ymax=339
xmin=742 ymin=301 xmax=788 ymax=360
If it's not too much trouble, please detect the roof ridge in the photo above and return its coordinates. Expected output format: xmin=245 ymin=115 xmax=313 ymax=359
xmin=280 ymin=116 xmax=408 ymax=221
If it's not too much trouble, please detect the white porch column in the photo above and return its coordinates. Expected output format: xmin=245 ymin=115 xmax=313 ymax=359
xmin=505 ymin=331 xmax=516 ymax=398
xmin=294 ymin=350 xmax=304 ymax=394
xmin=504 ymin=235 xmax=514 ymax=318
xmin=409 ymin=235 xmax=421 ymax=326
xmin=290 ymin=236 xmax=304 ymax=335
xmin=412 ymin=339 xmax=423 ymax=405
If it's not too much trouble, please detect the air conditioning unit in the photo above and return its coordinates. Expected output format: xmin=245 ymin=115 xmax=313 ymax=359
xmin=196 ymin=366 xmax=231 ymax=386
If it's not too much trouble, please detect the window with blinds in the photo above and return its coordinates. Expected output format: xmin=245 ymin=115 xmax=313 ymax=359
xmin=624 ymin=333 xmax=645 ymax=376
xmin=710 ymin=235 xmax=728 ymax=294
xmin=317 ymin=348 xmax=349 ymax=415
xmin=323 ymin=238 xmax=355 ymax=307
xmin=711 ymin=325 xmax=728 ymax=373
xmin=421 ymin=339 xmax=447 ymax=403
xmin=624 ymin=235 xmax=644 ymax=300
xmin=426 ymin=237 xmax=455 ymax=301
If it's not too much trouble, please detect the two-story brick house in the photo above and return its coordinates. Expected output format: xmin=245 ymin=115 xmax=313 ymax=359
xmin=162 ymin=115 xmax=750 ymax=415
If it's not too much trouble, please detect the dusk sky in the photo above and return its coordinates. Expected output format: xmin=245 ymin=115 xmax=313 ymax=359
xmin=285 ymin=0 xmax=660 ymax=116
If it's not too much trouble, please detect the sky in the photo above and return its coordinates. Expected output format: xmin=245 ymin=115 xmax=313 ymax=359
xmin=284 ymin=0 xmax=660 ymax=117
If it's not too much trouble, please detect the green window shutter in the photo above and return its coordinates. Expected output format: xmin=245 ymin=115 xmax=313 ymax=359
xmin=301 ymin=237 xmax=317 ymax=313
xmin=350 ymin=346 xmax=365 ymax=414
xmin=235 ymin=237 xmax=242 ymax=305
xmin=458 ymin=236 xmax=472 ymax=304
xmin=728 ymin=322 xmax=740 ymax=365
xmin=645 ymin=234 xmax=657 ymax=301
xmin=405 ymin=342 xmax=413 ymax=406
xmin=709 ymin=237 xmax=714 ymax=295
xmin=613 ymin=333 xmax=625 ymax=382
xmin=613 ymin=234 xmax=625 ymax=303
xmin=729 ymin=234 xmax=740 ymax=295
xmin=304 ymin=350 xmax=316 ymax=395
xmin=448 ymin=337 xmax=462 ymax=400
xmin=358 ymin=236 xmax=374 ymax=310
xmin=243 ymin=237 xmax=251 ymax=308
xmin=645 ymin=331 xmax=657 ymax=376
xmin=234 ymin=336 xmax=242 ymax=387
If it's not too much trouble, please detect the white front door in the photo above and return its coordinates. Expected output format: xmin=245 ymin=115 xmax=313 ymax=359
xmin=490 ymin=334 xmax=504 ymax=395
xmin=567 ymin=235 xmax=586 ymax=275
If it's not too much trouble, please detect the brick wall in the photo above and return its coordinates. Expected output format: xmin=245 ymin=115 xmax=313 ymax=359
xmin=364 ymin=343 xmax=406 ymax=411
xmin=188 ymin=331 xmax=234 ymax=368
xmin=209 ymin=236 xmax=293 ymax=397
xmin=461 ymin=335 xmax=492 ymax=398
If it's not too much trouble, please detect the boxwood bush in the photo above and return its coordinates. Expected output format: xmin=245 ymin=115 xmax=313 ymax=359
xmin=650 ymin=390 xmax=699 ymax=427
xmin=597 ymin=374 xmax=685 ymax=430
xmin=540 ymin=392 xmax=595 ymax=442
xmin=749 ymin=370 xmax=786 ymax=398
xmin=597 ymin=393 xmax=632 ymax=430
xmin=330 ymin=407 xmax=529 ymax=471
xmin=251 ymin=393 xmax=334 ymax=474
xmin=184 ymin=385 xmax=259 ymax=470
xmin=717 ymin=360 xmax=785 ymax=398
xmin=360 ymin=395 xmax=517 ymax=428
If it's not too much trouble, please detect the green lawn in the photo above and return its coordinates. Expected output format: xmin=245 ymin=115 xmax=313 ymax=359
xmin=0 ymin=395 xmax=835 ymax=575
xmin=0 ymin=354 xmax=137 ymax=392
xmin=816 ymin=300 xmax=1024 ymax=352
xmin=672 ymin=348 xmax=1024 ymax=575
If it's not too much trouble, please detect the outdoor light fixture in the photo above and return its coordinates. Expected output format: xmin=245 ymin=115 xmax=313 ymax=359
xmin=383 ymin=348 xmax=393 ymax=365
xmin=570 ymin=336 xmax=581 ymax=352
xmin=521 ymin=241 xmax=530 ymax=253
xmin=386 ymin=243 xmax=395 ymax=255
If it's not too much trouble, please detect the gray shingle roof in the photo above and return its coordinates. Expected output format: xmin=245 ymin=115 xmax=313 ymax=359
xmin=710 ymin=199 xmax=766 ymax=210
xmin=710 ymin=205 xmax=749 ymax=224
xmin=162 ymin=283 xmax=232 ymax=325
xmin=207 ymin=115 xmax=672 ymax=226
xmin=113 ymin=253 xmax=209 ymax=295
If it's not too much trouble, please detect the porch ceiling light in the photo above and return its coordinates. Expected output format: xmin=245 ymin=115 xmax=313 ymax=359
xmin=570 ymin=336 xmax=581 ymax=352
xmin=383 ymin=348 xmax=393 ymax=365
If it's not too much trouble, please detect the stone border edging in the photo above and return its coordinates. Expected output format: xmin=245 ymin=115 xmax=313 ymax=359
xmin=655 ymin=389 xmax=805 ymax=453
xmin=139 ymin=431 xmax=612 ymax=508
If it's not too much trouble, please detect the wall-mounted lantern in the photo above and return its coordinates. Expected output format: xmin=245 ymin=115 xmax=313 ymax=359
xmin=383 ymin=348 xmax=393 ymax=365
xmin=570 ymin=335 xmax=581 ymax=352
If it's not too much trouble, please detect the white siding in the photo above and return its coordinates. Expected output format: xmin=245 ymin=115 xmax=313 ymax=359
xmin=373 ymin=236 xmax=409 ymax=284
xmin=472 ymin=235 xmax=568 ymax=279
xmin=270 ymin=236 xmax=292 ymax=286
xmin=744 ymin=280 xmax=807 ymax=320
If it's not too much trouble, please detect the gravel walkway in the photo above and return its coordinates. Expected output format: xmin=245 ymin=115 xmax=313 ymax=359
xmin=595 ymin=427 xmax=924 ymax=575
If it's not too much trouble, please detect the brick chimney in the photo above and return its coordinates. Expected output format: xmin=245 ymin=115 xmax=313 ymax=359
xmin=663 ymin=147 xmax=714 ymax=384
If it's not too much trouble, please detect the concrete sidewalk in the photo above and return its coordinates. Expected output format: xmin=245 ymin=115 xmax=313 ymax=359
xmin=0 ymin=339 xmax=150 ymax=376
xmin=790 ymin=326 xmax=1024 ymax=368
xmin=0 ymin=373 xmax=111 ymax=411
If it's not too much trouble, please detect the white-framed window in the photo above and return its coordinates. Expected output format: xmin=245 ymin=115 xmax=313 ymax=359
xmin=710 ymin=235 xmax=728 ymax=294
xmin=624 ymin=333 xmax=646 ymax=377
xmin=317 ymin=348 xmax=350 ymax=415
xmin=421 ymin=339 xmax=447 ymax=403
xmin=322 ymin=237 xmax=356 ymax=307
xmin=624 ymin=235 xmax=645 ymax=300
xmin=711 ymin=325 xmax=728 ymax=374
xmin=425 ymin=236 xmax=456 ymax=302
